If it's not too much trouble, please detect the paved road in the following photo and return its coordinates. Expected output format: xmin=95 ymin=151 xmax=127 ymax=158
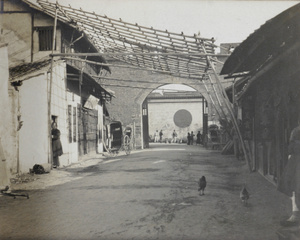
xmin=0 ymin=144 xmax=291 ymax=240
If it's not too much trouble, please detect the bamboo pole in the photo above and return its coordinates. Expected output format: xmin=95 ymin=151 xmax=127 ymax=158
xmin=199 ymin=71 xmax=225 ymax=120
xmin=62 ymin=58 xmax=209 ymax=80
xmin=62 ymin=54 xmax=209 ymax=68
xmin=201 ymin=80 xmax=223 ymax=120
xmin=51 ymin=52 xmax=230 ymax=57
xmin=200 ymin=41 xmax=252 ymax=172
xmin=93 ymin=75 xmax=207 ymax=85
xmin=16 ymin=90 xmax=21 ymax=174
xmin=64 ymin=59 xmax=234 ymax=87
xmin=205 ymin=74 xmax=228 ymax=121
xmin=42 ymin=8 xmax=216 ymax=56
xmin=48 ymin=2 xmax=58 ymax=167
xmin=92 ymin=82 xmax=176 ymax=90
xmin=59 ymin=50 xmax=216 ymax=74
xmin=38 ymin=0 xmax=214 ymax=42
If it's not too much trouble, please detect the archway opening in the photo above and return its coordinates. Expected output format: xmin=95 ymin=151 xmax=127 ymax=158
xmin=142 ymin=84 xmax=208 ymax=148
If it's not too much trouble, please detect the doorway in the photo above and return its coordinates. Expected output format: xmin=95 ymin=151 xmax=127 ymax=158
xmin=142 ymin=84 xmax=205 ymax=147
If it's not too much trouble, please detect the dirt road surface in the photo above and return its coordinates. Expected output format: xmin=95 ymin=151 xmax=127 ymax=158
xmin=0 ymin=144 xmax=293 ymax=240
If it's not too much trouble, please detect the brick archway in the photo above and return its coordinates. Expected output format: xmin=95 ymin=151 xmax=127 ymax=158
xmin=135 ymin=81 xmax=210 ymax=149
xmin=102 ymin=64 xmax=216 ymax=149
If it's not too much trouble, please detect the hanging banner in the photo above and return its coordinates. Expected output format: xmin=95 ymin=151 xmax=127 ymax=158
xmin=84 ymin=95 xmax=99 ymax=110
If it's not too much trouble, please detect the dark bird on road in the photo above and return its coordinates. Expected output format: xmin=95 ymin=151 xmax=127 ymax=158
xmin=198 ymin=176 xmax=206 ymax=196
xmin=240 ymin=186 xmax=249 ymax=205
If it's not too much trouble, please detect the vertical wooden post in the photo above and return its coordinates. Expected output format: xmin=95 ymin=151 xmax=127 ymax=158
xmin=133 ymin=120 xmax=136 ymax=150
xmin=17 ymin=91 xmax=20 ymax=174
xmin=232 ymin=78 xmax=236 ymax=108
xmin=0 ymin=137 xmax=9 ymax=188
xmin=48 ymin=2 xmax=58 ymax=166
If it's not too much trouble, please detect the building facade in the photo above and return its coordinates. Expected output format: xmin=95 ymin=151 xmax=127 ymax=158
xmin=1 ymin=0 xmax=112 ymax=176
xmin=221 ymin=3 xmax=300 ymax=184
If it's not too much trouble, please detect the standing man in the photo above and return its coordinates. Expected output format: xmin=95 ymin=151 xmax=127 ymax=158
xmin=154 ymin=130 xmax=159 ymax=142
xmin=278 ymin=118 xmax=300 ymax=226
xmin=159 ymin=130 xmax=163 ymax=143
xmin=190 ymin=131 xmax=195 ymax=145
xmin=196 ymin=131 xmax=202 ymax=145
xmin=172 ymin=130 xmax=177 ymax=143
xmin=187 ymin=132 xmax=191 ymax=145
xmin=51 ymin=122 xmax=63 ymax=168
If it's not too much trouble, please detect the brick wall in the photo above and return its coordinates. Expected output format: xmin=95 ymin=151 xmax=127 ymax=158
xmin=100 ymin=60 xmax=229 ymax=148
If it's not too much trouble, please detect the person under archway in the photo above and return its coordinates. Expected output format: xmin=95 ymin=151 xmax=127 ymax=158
xmin=172 ymin=130 xmax=177 ymax=143
xmin=187 ymin=132 xmax=191 ymax=145
xmin=196 ymin=131 xmax=202 ymax=145
xmin=154 ymin=130 xmax=159 ymax=142
xmin=159 ymin=130 xmax=163 ymax=143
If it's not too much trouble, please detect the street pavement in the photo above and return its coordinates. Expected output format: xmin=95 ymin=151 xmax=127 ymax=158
xmin=0 ymin=143 xmax=297 ymax=240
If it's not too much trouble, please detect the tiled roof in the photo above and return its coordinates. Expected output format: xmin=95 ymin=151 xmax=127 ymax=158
xmin=9 ymin=59 xmax=51 ymax=82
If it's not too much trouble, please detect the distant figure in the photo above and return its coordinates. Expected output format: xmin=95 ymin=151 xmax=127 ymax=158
xmin=154 ymin=130 xmax=159 ymax=142
xmin=159 ymin=130 xmax=163 ymax=143
xmin=187 ymin=132 xmax=191 ymax=145
xmin=196 ymin=131 xmax=202 ymax=145
xmin=231 ymin=120 xmax=243 ymax=160
xmin=198 ymin=176 xmax=207 ymax=196
xmin=51 ymin=122 xmax=63 ymax=168
xmin=172 ymin=130 xmax=177 ymax=143
xmin=190 ymin=131 xmax=195 ymax=145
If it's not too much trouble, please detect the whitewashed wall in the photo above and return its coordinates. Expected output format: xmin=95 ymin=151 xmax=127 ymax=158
xmin=148 ymin=99 xmax=203 ymax=142
xmin=0 ymin=44 xmax=17 ymax=183
xmin=18 ymin=62 xmax=69 ymax=172
xmin=49 ymin=62 xmax=69 ymax=167
xmin=18 ymin=72 xmax=48 ymax=173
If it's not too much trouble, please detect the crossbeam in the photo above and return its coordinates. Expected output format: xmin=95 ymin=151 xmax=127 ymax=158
xmin=51 ymin=52 xmax=230 ymax=57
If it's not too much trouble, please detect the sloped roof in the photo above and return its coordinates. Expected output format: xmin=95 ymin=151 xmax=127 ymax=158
xmin=10 ymin=58 xmax=115 ymax=98
xmin=20 ymin=0 xmax=111 ymax=73
xmin=221 ymin=2 xmax=300 ymax=76
xmin=9 ymin=59 xmax=51 ymax=82
xmin=35 ymin=0 xmax=217 ymax=80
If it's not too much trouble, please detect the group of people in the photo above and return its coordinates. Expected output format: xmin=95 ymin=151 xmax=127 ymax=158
xmin=187 ymin=131 xmax=203 ymax=145
xmin=154 ymin=130 xmax=164 ymax=143
xmin=154 ymin=130 xmax=178 ymax=143
xmin=153 ymin=129 xmax=203 ymax=145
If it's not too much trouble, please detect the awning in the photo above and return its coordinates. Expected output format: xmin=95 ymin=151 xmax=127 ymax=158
xmin=66 ymin=64 xmax=114 ymax=101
